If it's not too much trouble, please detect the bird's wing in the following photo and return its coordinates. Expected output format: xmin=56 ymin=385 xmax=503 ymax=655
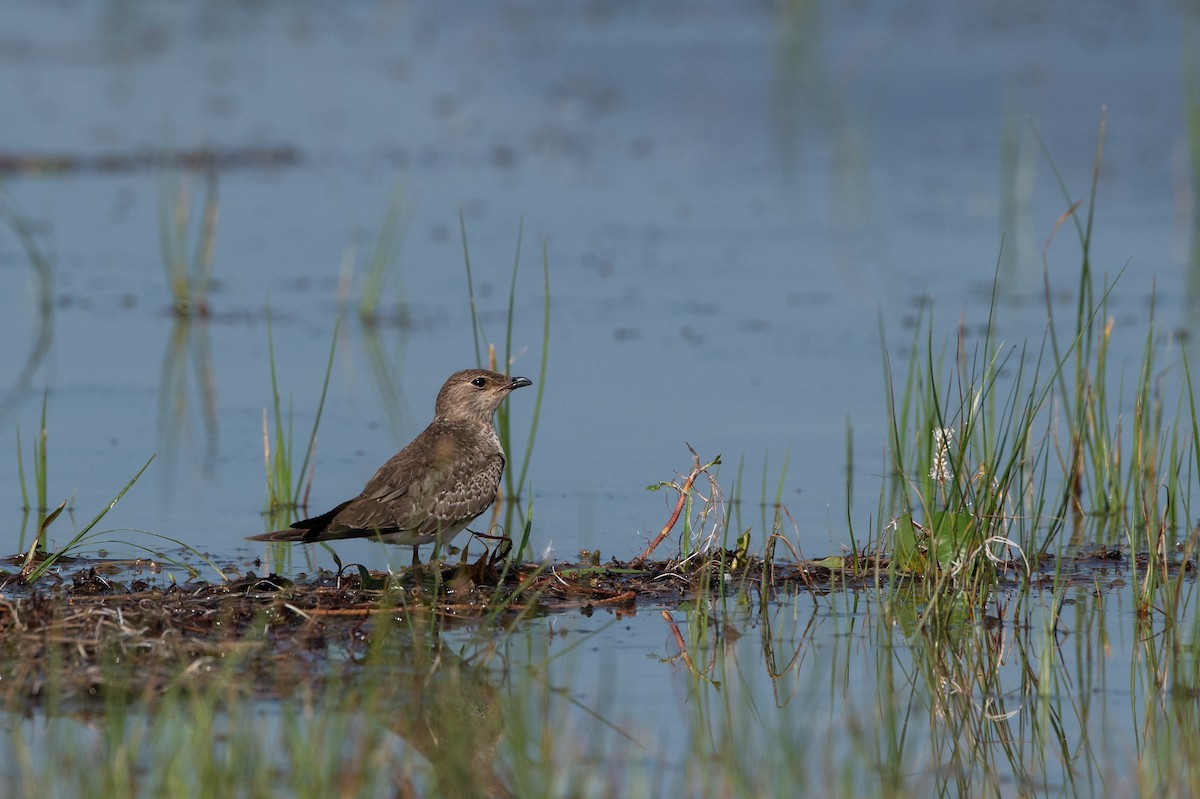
xmin=302 ymin=423 xmax=503 ymax=541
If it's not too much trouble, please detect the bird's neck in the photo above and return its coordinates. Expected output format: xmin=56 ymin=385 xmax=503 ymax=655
xmin=436 ymin=412 xmax=496 ymax=428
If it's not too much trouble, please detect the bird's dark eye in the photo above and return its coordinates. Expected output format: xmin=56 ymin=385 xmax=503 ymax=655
xmin=470 ymin=377 xmax=487 ymax=388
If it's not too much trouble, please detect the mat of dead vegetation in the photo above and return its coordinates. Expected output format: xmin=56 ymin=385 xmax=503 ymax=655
xmin=0 ymin=545 xmax=1140 ymax=704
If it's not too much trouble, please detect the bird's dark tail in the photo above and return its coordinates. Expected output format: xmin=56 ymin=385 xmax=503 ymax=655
xmin=246 ymin=528 xmax=309 ymax=542
xmin=246 ymin=499 xmax=355 ymax=543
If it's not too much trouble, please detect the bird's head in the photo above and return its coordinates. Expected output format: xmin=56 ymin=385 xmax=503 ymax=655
xmin=435 ymin=369 xmax=533 ymax=423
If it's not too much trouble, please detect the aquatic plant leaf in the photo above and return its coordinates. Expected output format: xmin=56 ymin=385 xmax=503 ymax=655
xmin=892 ymin=516 xmax=926 ymax=573
xmin=893 ymin=512 xmax=981 ymax=575
xmin=37 ymin=500 xmax=65 ymax=540
xmin=19 ymin=499 xmax=66 ymax=577
xmin=929 ymin=510 xmax=980 ymax=571
xmin=729 ymin=529 xmax=751 ymax=569
xmin=357 ymin=564 xmax=389 ymax=590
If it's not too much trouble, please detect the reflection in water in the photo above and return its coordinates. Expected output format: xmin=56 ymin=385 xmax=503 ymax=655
xmin=3 ymin=560 xmax=1200 ymax=792
xmin=342 ymin=183 xmax=413 ymax=324
xmin=658 ymin=577 xmax=1200 ymax=795
xmin=335 ymin=182 xmax=417 ymax=441
xmin=772 ymin=0 xmax=888 ymax=280
xmin=159 ymin=166 xmax=219 ymax=319
xmin=380 ymin=642 xmax=511 ymax=799
xmin=157 ymin=316 xmax=219 ymax=487
xmin=1185 ymin=3 xmax=1200 ymax=314
xmin=891 ymin=590 xmax=1090 ymax=792
xmin=0 ymin=594 xmax=513 ymax=797
xmin=998 ymin=101 xmax=1038 ymax=280
xmin=358 ymin=319 xmax=415 ymax=443
xmin=14 ymin=510 xmax=31 ymax=554
xmin=0 ymin=192 xmax=53 ymax=425
xmin=771 ymin=0 xmax=823 ymax=178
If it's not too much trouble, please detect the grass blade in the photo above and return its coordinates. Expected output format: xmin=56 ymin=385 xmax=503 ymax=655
xmin=22 ymin=454 xmax=156 ymax=583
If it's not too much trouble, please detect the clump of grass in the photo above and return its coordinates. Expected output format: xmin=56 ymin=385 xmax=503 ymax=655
xmin=19 ymin=454 xmax=155 ymax=582
xmin=158 ymin=166 xmax=218 ymax=317
xmin=8 ymin=395 xmax=221 ymax=583
xmin=13 ymin=391 xmax=76 ymax=563
xmin=262 ymin=310 xmax=339 ymax=514
xmin=878 ymin=112 xmax=1199 ymax=623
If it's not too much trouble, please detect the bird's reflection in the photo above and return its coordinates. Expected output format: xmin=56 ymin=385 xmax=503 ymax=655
xmin=382 ymin=643 xmax=511 ymax=799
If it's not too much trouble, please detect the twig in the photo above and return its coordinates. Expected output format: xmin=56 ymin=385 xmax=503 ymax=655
xmin=591 ymin=590 xmax=636 ymax=606
xmin=634 ymin=445 xmax=711 ymax=564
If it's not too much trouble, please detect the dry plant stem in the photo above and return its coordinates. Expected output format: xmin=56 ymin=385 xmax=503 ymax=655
xmin=635 ymin=452 xmax=706 ymax=564
xmin=590 ymin=590 xmax=637 ymax=606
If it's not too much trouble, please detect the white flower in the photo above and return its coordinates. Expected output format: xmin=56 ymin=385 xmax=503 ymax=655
xmin=929 ymin=427 xmax=954 ymax=484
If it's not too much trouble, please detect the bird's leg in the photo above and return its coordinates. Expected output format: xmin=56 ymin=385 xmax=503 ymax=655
xmin=408 ymin=545 xmax=426 ymax=586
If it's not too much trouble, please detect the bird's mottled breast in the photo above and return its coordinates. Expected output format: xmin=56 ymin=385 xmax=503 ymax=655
xmin=421 ymin=421 xmax=505 ymax=527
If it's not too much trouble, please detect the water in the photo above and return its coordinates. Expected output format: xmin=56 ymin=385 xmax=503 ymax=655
xmin=0 ymin=0 xmax=1192 ymax=564
xmin=2 ymin=569 xmax=1184 ymax=796
xmin=0 ymin=1 xmax=1196 ymax=794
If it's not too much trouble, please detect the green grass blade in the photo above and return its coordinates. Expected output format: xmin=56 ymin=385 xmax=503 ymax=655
xmin=36 ymin=388 xmax=48 ymax=515
xmin=358 ymin=184 xmax=410 ymax=320
xmin=294 ymin=317 xmax=340 ymax=508
xmin=16 ymin=426 xmax=27 ymax=511
xmin=0 ymin=191 xmax=55 ymax=424
xmin=23 ymin=454 xmax=156 ymax=583
xmin=503 ymin=217 xmax=524 ymax=371
xmin=512 ymin=240 xmax=550 ymax=498
xmin=460 ymin=210 xmax=485 ymax=368
xmin=265 ymin=303 xmax=289 ymax=509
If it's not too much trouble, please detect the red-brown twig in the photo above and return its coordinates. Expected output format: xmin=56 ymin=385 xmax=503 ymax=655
xmin=634 ymin=447 xmax=707 ymax=564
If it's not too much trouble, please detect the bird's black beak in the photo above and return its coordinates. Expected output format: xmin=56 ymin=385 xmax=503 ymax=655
xmin=509 ymin=376 xmax=533 ymax=390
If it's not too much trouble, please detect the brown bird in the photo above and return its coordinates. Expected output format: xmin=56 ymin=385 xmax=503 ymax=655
xmin=249 ymin=369 xmax=532 ymax=562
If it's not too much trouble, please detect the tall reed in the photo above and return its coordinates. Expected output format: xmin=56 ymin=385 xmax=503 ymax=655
xmin=263 ymin=311 xmax=339 ymax=513
xmin=459 ymin=215 xmax=549 ymax=501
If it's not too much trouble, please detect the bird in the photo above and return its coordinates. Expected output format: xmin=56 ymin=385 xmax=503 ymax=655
xmin=248 ymin=368 xmax=532 ymax=563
